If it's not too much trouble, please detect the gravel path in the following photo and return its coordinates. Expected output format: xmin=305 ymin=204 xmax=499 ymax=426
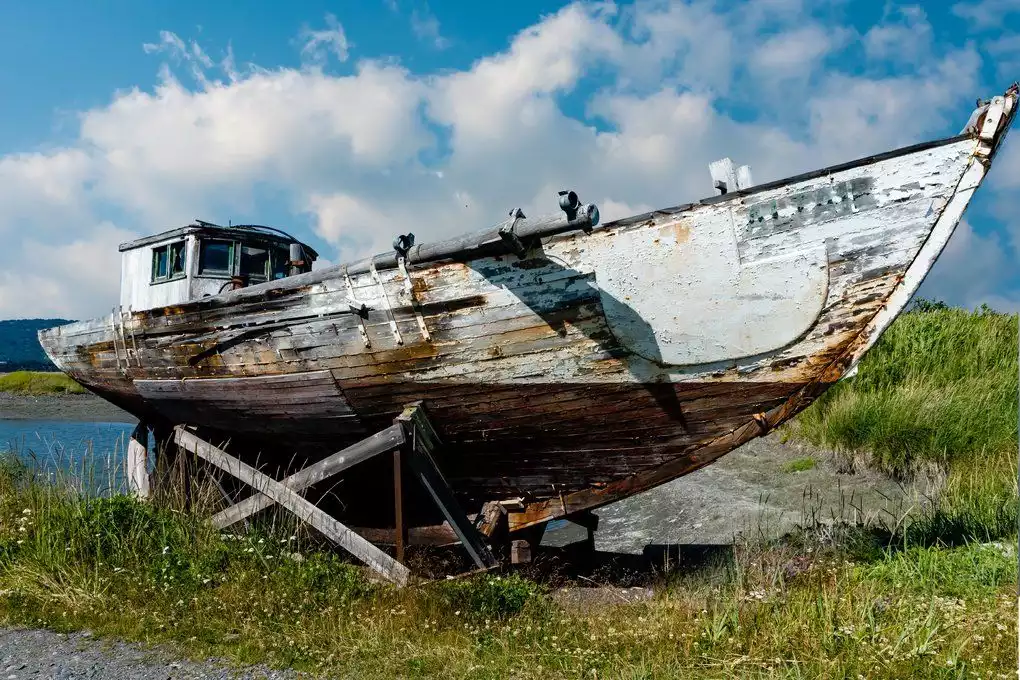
xmin=0 ymin=628 xmax=299 ymax=679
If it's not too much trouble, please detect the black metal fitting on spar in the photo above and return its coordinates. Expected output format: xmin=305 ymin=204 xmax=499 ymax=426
xmin=349 ymin=190 xmax=600 ymax=275
xmin=393 ymin=233 xmax=415 ymax=259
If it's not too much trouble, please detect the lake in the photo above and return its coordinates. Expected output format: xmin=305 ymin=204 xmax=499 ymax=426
xmin=0 ymin=419 xmax=136 ymax=494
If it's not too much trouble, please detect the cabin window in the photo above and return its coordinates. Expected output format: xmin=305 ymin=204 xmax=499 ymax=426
xmin=239 ymin=245 xmax=269 ymax=281
xmin=199 ymin=239 xmax=234 ymax=276
xmin=270 ymin=246 xmax=290 ymax=279
xmin=195 ymin=237 xmax=301 ymax=282
xmin=151 ymin=240 xmax=187 ymax=283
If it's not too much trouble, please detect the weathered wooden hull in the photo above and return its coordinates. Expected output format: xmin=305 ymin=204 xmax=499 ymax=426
xmin=39 ymin=90 xmax=1017 ymax=530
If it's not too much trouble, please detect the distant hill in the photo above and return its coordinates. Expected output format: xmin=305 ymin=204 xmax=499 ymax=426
xmin=0 ymin=319 xmax=74 ymax=371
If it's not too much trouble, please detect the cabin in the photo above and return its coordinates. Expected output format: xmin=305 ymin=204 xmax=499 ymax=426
xmin=118 ymin=221 xmax=319 ymax=312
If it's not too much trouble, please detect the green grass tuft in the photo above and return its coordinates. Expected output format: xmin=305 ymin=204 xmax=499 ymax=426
xmin=0 ymin=371 xmax=86 ymax=395
xmin=793 ymin=303 xmax=1018 ymax=545
xmin=796 ymin=304 xmax=1017 ymax=475
xmin=782 ymin=457 xmax=816 ymax=473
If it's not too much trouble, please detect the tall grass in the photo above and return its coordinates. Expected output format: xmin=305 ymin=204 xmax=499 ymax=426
xmin=0 ymin=371 xmax=85 ymax=395
xmin=793 ymin=302 xmax=1018 ymax=544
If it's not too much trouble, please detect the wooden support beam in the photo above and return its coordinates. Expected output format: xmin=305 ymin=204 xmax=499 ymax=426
xmin=175 ymin=426 xmax=410 ymax=586
xmin=396 ymin=403 xmax=499 ymax=570
xmin=127 ymin=422 xmax=149 ymax=499
xmin=210 ymin=424 xmax=405 ymax=530
xmin=393 ymin=448 xmax=406 ymax=564
xmin=349 ymin=503 xmax=506 ymax=547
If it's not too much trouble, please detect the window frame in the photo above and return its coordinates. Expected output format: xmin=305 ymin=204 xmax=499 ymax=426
xmin=150 ymin=240 xmax=188 ymax=284
xmin=194 ymin=237 xmax=289 ymax=281
xmin=238 ymin=243 xmax=271 ymax=283
xmin=197 ymin=239 xmax=237 ymax=278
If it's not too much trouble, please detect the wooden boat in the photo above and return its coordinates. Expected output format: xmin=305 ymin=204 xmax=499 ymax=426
xmin=39 ymin=86 xmax=1017 ymax=536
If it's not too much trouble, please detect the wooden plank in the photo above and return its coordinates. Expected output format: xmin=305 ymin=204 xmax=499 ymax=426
xmin=396 ymin=404 xmax=498 ymax=569
xmin=127 ymin=422 xmax=149 ymax=499
xmin=211 ymin=423 xmax=406 ymax=529
xmin=174 ymin=426 xmax=410 ymax=586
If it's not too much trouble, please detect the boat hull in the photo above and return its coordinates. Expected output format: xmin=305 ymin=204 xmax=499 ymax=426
xmin=38 ymin=97 xmax=1015 ymax=529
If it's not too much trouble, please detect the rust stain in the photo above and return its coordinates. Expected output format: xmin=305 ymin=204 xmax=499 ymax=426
xmin=658 ymin=222 xmax=691 ymax=244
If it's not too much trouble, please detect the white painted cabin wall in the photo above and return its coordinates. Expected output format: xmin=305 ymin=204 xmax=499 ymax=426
xmin=190 ymin=272 xmax=236 ymax=302
xmin=120 ymin=234 xmax=198 ymax=312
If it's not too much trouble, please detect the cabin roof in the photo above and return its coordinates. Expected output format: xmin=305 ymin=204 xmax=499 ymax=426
xmin=118 ymin=221 xmax=319 ymax=258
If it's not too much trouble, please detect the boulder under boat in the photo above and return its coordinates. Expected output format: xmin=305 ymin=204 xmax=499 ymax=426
xmin=39 ymin=85 xmax=1017 ymax=565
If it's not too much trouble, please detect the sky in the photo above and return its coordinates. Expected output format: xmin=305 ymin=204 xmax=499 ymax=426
xmin=0 ymin=0 xmax=1018 ymax=320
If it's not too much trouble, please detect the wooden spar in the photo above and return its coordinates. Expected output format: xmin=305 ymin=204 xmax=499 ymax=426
xmin=345 ymin=201 xmax=598 ymax=275
xmin=396 ymin=404 xmax=499 ymax=569
xmin=210 ymin=424 xmax=406 ymax=530
xmin=174 ymin=426 xmax=410 ymax=586
xmin=127 ymin=422 xmax=149 ymax=499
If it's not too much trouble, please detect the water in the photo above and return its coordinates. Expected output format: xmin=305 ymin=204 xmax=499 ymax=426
xmin=0 ymin=420 xmax=135 ymax=494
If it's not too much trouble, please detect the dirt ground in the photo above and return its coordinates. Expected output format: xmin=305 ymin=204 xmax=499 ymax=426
xmin=543 ymin=432 xmax=933 ymax=552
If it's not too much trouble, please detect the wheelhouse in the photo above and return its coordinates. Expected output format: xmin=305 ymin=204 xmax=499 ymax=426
xmin=118 ymin=221 xmax=318 ymax=312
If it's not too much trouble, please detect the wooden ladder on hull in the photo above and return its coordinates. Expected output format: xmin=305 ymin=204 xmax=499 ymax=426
xmin=131 ymin=403 xmax=501 ymax=586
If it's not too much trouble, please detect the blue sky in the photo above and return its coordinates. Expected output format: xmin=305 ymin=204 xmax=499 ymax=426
xmin=0 ymin=0 xmax=1017 ymax=319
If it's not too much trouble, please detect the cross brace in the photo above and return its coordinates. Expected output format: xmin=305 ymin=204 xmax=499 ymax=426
xmin=172 ymin=401 xmax=499 ymax=586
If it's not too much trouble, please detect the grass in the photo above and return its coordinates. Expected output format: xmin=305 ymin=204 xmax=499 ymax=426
xmin=795 ymin=303 xmax=1017 ymax=477
xmin=782 ymin=457 xmax=816 ymax=473
xmin=0 ymin=302 xmax=1014 ymax=677
xmin=0 ymin=371 xmax=85 ymax=395
xmin=0 ymin=463 xmax=1013 ymax=679
xmin=792 ymin=302 xmax=1018 ymax=546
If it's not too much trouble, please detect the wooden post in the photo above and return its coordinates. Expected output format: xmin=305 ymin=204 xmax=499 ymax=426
xmin=393 ymin=448 xmax=406 ymax=564
xmin=175 ymin=426 xmax=410 ymax=586
xmin=396 ymin=403 xmax=499 ymax=570
xmin=126 ymin=422 xmax=149 ymax=499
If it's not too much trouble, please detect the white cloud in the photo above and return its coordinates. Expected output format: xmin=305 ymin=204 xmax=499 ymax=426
xmin=987 ymin=33 xmax=1020 ymax=86
xmin=427 ymin=4 xmax=622 ymax=149
xmin=78 ymin=60 xmax=427 ymax=222
xmin=951 ymin=0 xmax=1020 ymax=30
xmin=0 ymin=222 xmax=137 ymax=319
xmin=751 ymin=25 xmax=847 ymax=81
xmin=299 ymin=13 xmax=350 ymax=64
xmin=0 ymin=149 xmax=93 ymax=231
xmin=805 ymin=47 xmax=982 ymax=164
xmin=411 ymin=5 xmax=449 ymax=49
xmin=863 ymin=6 xmax=933 ymax=64
xmin=0 ymin=1 xmax=1014 ymax=320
